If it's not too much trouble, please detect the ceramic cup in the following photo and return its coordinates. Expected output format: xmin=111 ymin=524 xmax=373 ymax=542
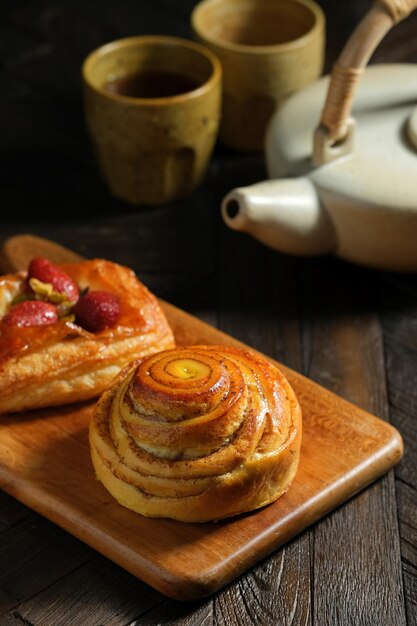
xmin=82 ymin=35 xmax=222 ymax=206
xmin=191 ymin=0 xmax=325 ymax=152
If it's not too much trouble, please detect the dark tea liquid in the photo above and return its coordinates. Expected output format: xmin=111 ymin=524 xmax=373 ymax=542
xmin=105 ymin=71 xmax=200 ymax=98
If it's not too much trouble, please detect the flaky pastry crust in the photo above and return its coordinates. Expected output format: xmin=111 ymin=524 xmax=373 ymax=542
xmin=90 ymin=345 xmax=302 ymax=522
xmin=0 ymin=260 xmax=174 ymax=413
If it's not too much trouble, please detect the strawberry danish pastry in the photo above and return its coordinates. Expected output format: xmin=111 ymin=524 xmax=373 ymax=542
xmin=0 ymin=258 xmax=174 ymax=414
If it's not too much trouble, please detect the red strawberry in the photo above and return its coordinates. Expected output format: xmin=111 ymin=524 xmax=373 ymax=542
xmin=73 ymin=291 xmax=120 ymax=332
xmin=27 ymin=257 xmax=79 ymax=302
xmin=3 ymin=301 xmax=58 ymax=327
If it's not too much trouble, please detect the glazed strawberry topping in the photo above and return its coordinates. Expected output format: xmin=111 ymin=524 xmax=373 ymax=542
xmin=3 ymin=300 xmax=58 ymax=327
xmin=2 ymin=258 xmax=121 ymax=334
xmin=27 ymin=257 xmax=79 ymax=303
xmin=73 ymin=291 xmax=120 ymax=332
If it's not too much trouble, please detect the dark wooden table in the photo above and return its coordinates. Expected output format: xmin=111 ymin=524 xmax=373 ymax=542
xmin=1 ymin=1 xmax=417 ymax=625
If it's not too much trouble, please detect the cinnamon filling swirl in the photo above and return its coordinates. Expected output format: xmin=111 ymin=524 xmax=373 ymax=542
xmin=90 ymin=345 xmax=302 ymax=522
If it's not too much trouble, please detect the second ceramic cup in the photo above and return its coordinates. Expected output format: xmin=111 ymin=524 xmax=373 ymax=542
xmin=82 ymin=36 xmax=222 ymax=206
xmin=192 ymin=0 xmax=325 ymax=152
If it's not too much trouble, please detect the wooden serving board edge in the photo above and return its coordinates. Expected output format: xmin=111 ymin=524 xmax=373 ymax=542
xmin=0 ymin=430 xmax=401 ymax=601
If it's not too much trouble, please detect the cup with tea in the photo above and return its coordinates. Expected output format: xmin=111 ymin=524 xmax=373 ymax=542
xmin=191 ymin=0 xmax=325 ymax=152
xmin=82 ymin=35 xmax=222 ymax=205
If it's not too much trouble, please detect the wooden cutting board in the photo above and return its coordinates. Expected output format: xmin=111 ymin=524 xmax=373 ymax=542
xmin=0 ymin=235 xmax=403 ymax=601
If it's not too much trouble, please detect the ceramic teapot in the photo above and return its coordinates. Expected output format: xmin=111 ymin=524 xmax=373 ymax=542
xmin=221 ymin=0 xmax=417 ymax=271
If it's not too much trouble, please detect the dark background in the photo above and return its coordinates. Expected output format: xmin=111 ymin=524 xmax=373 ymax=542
xmin=1 ymin=1 xmax=417 ymax=625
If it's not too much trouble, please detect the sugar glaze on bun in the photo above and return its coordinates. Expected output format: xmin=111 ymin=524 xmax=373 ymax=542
xmin=90 ymin=344 xmax=302 ymax=522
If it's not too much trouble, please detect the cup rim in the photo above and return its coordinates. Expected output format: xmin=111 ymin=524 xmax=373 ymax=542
xmin=191 ymin=0 xmax=325 ymax=55
xmin=82 ymin=34 xmax=222 ymax=105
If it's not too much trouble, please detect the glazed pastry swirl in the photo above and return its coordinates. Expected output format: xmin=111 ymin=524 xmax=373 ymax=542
xmin=90 ymin=345 xmax=302 ymax=522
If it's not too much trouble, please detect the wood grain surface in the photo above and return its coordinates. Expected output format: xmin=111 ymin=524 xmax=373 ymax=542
xmin=1 ymin=0 xmax=416 ymax=624
xmin=0 ymin=309 xmax=403 ymax=601
xmin=0 ymin=235 xmax=404 ymax=601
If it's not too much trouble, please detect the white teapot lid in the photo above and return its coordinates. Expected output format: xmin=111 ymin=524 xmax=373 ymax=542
xmin=266 ymin=64 xmax=417 ymax=212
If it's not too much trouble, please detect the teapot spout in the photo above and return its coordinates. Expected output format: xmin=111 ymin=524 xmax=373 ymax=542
xmin=221 ymin=178 xmax=336 ymax=256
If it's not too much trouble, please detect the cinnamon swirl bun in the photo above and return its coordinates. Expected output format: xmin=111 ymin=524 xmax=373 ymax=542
xmin=90 ymin=345 xmax=302 ymax=522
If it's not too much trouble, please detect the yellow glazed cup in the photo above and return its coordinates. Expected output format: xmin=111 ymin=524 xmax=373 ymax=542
xmin=82 ymin=35 xmax=222 ymax=206
xmin=191 ymin=0 xmax=325 ymax=152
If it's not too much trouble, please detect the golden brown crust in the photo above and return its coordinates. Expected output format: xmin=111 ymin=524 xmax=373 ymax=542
xmin=90 ymin=345 xmax=302 ymax=522
xmin=0 ymin=260 xmax=175 ymax=413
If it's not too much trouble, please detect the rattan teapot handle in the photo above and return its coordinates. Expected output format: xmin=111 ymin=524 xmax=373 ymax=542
xmin=313 ymin=0 xmax=417 ymax=166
